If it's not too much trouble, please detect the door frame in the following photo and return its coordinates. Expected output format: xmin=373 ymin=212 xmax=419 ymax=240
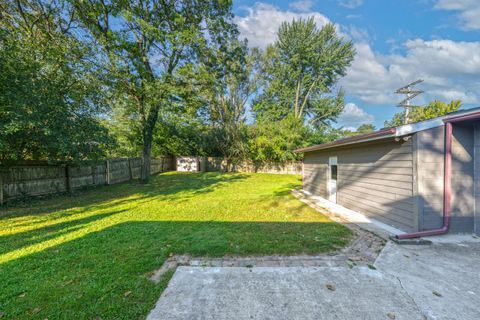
xmin=328 ymin=156 xmax=338 ymax=203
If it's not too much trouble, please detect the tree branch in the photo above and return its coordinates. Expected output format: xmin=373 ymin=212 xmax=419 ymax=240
xmin=298 ymin=78 xmax=318 ymax=119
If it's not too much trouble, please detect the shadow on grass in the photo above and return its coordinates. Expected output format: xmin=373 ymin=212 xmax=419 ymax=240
xmin=254 ymin=183 xmax=305 ymax=212
xmin=0 ymin=172 xmax=344 ymax=319
xmin=0 ymin=220 xmax=351 ymax=320
xmin=0 ymin=210 xmax=126 ymax=256
xmin=0 ymin=172 xmax=249 ymax=221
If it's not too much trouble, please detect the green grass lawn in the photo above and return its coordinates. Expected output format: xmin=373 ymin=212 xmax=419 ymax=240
xmin=0 ymin=172 xmax=352 ymax=319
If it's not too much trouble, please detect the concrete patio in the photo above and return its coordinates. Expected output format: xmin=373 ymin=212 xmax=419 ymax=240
xmin=147 ymin=240 xmax=480 ymax=320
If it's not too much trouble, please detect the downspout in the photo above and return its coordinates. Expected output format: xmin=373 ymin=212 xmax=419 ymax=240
xmin=396 ymin=121 xmax=453 ymax=239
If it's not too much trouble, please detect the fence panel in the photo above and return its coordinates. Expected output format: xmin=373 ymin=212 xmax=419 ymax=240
xmin=203 ymin=157 xmax=302 ymax=175
xmin=109 ymin=159 xmax=131 ymax=185
xmin=0 ymin=157 xmax=173 ymax=204
xmin=2 ymin=166 xmax=67 ymax=200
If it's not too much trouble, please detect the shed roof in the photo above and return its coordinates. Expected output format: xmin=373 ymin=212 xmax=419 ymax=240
xmin=295 ymin=107 xmax=480 ymax=153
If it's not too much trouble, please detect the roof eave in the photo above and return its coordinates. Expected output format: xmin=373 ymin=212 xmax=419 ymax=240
xmin=294 ymin=128 xmax=396 ymax=153
xmin=296 ymin=107 xmax=480 ymax=154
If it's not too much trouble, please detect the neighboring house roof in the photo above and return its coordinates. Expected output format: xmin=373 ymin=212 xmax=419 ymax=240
xmin=295 ymin=107 xmax=480 ymax=153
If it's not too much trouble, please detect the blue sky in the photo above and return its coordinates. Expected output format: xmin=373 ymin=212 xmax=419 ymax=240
xmin=232 ymin=0 xmax=480 ymax=129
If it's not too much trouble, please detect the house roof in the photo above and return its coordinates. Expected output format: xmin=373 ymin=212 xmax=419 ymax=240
xmin=295 ymin=107 xmax=480 ymax=153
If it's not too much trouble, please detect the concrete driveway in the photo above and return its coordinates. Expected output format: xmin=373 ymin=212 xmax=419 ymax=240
xmin=376 ymin=240 xmax=480 ymax=320
xmin=147 ymin=240 xmax=480 ymax=320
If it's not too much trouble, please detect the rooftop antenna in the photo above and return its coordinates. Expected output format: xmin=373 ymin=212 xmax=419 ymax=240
xmin=395 ymin=79 xmax=424 ymax=124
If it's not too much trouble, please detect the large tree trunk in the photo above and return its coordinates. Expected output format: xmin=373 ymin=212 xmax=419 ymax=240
xmin=140 ymin=109 xmax=158 ymax=182
xmin=140 ymin=138 xmax=152 ymax=182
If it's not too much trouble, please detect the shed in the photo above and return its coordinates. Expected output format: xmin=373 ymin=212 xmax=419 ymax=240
xmin=295 ymin=108 xmax=480 ymax=237
xmin=176 ymin=156 xmax=200 ymax=172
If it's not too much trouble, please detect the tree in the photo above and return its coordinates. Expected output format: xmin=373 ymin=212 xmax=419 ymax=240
xmin=384 ymin=100 xmax=462 ymax=127
xmin=69 ymin=0 xmax=236 ymax=181
xmin=356 ymin=123 xmax=376 ymax=134
xmin=152 ymin=114 xmax=209 ymax=157
xmin=202 ymin=40 xmax=260 ymax=168
xmin=332 ymin=123 xmax=375 ymax=139
xmin=248 ymin=116 xmax=306 ymax=163
xmin=254 ymin=19 xmax=355 ymax=126
xmin=0 ymin=1 xmax=112 ymax=163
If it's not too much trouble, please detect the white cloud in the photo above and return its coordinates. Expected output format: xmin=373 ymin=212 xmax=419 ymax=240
xmin=338 ymin=0 xmax=363 ymax=9
xmin=337 ymin=103 xmax=374 ymax=128
xmin=346 ymin=14 xmax=362 ymax=19
xmin=435 ymin=0 xmax=480 ymax=30
xmin=340 ymin=39 xmax=480 ymax=105
xmin=234 ymin=3 xmax=330 ymax=48
xmin=290 ymin=0 xmax=315 ymax=12
xmin=400 ymin=39 xmax=480 ymax=77
xmin=234 ymin=2 xmax=480 ymax=106
xmin=343 ymin=25 xmax=371 ymax=43
xmin=339 ymin=43 xmax=398 ymax=104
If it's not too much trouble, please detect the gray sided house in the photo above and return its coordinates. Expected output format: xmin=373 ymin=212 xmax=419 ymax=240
xmin=296 ymin=108 xmax=480 ymax=237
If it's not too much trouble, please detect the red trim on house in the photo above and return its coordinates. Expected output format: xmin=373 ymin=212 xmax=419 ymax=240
xmin=445 ymin=112 xmax=480 ymax=123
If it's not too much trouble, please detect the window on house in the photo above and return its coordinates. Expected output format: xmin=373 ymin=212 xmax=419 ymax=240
xmin=331 ymin=165 xmax=337 ymax=180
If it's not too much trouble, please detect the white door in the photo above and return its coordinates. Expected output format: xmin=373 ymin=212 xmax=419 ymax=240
xmin=328 ymin=157 xmax=338 ymax=203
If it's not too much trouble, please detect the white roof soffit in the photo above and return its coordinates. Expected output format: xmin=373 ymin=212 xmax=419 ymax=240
xmin=296 ymin=107 xmax=480 ymax=153
xmin=395 ymin=107 xmax=480 ymax=137
xmin=395 ymin=117 xmax=444 ymax=137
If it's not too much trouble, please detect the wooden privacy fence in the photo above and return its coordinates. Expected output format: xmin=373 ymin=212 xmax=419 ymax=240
xmin=0 ymin=157 xmax=174 ymax=204
xmin=206 ymin=157 xmax=303 ymax=174
xmin=176 ymin=156 xmax=303 ymax=175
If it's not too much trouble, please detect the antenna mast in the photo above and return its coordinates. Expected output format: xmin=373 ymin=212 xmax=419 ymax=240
xmin=395 ymin=79 xmax=424 ymax=124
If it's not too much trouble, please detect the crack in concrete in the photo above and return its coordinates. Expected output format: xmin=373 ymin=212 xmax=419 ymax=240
xmin=393 ymin=275 xmax=429 ymax=320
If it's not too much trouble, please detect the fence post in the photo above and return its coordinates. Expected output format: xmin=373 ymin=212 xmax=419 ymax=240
xmin=0 ymin=170 xmax=4 ymax=205
xmin=128 ymin=158 xmax=133 ymax=180
xmin=105 ymin=160 xmax=110 ymax=185
xmin=92 ymin=164 xmax=96 ymax=186
xmin=65 ymin=165 xmax=71 ymax=193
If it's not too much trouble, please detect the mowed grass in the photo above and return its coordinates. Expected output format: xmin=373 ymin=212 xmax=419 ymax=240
xmin=0 ymin=172 xmax=352 ymax=319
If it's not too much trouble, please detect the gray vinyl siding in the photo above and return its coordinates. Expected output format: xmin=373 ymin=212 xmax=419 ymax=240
xmin=303 ymin=154 xmax=328 ymax=198
xmin=303 ymin=139 xmax=416 ymax=232
xmin=416 ymin=124 xmax=475 ymax=233
xmin=416 ymin=126 xmax=445 ymax=231
xmin=451 ymin=124 xmax=475 ymax=233
xmin=475 ymin=125 xmax=480 ymax=235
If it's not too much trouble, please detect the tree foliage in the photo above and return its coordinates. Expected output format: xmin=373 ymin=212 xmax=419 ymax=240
xmin=355 ymin=123 xmax=376 ymax=134
xmin=201 ymin=40 xmax=260 ymax=166
xmin=248 ymin=116 xmax=306 ymax=163
xmin=247 ymin=116 xmax=344 ymax=163
xmin=0 ymin=1 xmax=112 ymax=163
xmin=68 ymin=0 xmax=237 ymax=180
xmin=1 ymin=3 xmax=363 ymax=167
xmin=254 ymin=19 xmax=355 ymax=126
xmin=337 ymin=123 xmax=376 ymax=138
xmin=385 ymin=100 xmax=462 ymax=127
